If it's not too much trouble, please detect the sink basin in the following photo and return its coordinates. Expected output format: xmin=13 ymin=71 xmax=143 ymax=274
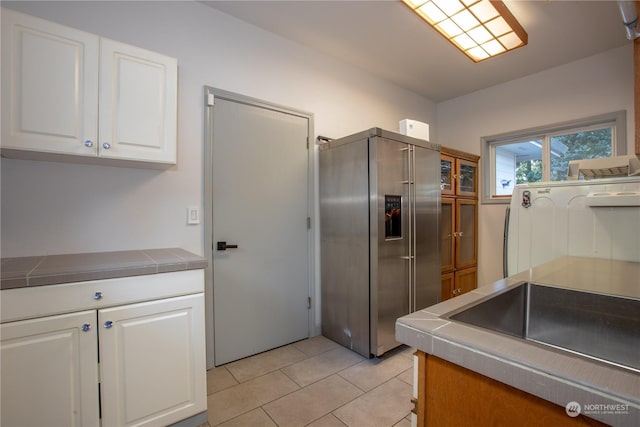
xmin=446 ymin=282 xmax=640 ymax=373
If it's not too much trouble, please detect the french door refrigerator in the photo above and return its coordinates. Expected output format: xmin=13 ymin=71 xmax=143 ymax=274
xmin=320 ymin=128 xmax=441 ymax=358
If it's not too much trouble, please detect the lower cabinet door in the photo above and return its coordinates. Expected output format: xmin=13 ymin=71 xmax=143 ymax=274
xmin=98 ymin=293 xmax=206 ymax=427
xmin=440 ymin=272 xmax=455 ymax=301
xmin=0 ymin=310 xmax=100 ymax=427
xmin=455 ymin=266 xmax=477 ymax=296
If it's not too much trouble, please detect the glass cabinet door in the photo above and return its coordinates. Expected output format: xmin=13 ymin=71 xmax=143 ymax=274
xmin=455 ymin=199 xmax=477 ymax=268
xmin=440 ymin=198 xmax=455 ymax=272
xmin=456 ymin=159 xmax=478 ymax=197
xmin=440 ymin=155 xmax=455 ymax=196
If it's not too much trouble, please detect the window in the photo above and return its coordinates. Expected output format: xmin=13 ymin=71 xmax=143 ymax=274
xmin=482 ymin=111 xmax=626 ymax=204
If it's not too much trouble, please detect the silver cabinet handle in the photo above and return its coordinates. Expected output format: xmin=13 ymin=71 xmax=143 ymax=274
xmin=104 ymin=321 xmax=113 ymax=329
xmin=82 ymin=323 xmax=91 ymax=332
xmin=458 ymin=232 xmax=464 ymax=237
xmin=84 ymin=140 xmax=94 ymax=147
xmin=93 ymin=291 xmax=103 ymax=300
xmin=102 ymin=142 xmax=111 ymax=149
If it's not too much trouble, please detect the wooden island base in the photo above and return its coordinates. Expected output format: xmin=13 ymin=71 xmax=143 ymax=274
xmin=414 ymin=351 xmax=608 ymax=426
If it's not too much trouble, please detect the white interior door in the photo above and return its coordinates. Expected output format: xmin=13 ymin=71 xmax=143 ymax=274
xmin=211 ymin=95 xmax=310 ymax=365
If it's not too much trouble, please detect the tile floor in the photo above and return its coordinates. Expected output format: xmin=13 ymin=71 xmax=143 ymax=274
xmin=204 ymin=336 xmax=415 ymax=427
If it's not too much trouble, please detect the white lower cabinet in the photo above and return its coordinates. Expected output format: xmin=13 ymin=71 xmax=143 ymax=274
xmin=0 ymin=271 xmax=206 ymax=427
xmin=99 ymin=294 xmax=206 ymax=427
xmin=0 ymin=310 xmax=100 ymax=427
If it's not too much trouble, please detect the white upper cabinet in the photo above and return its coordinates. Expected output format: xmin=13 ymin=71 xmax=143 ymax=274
xmin=98 ymin=39 xmax=177 ymax=164
xmin=1 ymin=10 xmax=99 ymax=156
xmin=1 ymin=9 xmax=177 ymax=167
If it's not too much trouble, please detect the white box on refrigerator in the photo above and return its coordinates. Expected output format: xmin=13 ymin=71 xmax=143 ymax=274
xmin=399 ymin=119 xmax=429 ymax=141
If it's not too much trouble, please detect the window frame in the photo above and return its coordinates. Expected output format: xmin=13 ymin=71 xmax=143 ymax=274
xmin=481 ymin=111 xmax=627 ymax=205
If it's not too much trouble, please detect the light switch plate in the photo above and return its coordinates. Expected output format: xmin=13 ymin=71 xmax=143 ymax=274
xmin=187 ymin=207 xmax=200 ymax=225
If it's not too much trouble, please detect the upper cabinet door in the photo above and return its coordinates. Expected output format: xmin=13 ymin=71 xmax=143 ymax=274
xmin=456 ymin=158 xmax=478 ymax=197
xmin=440 ymin=155 xmax=455 ymax=196
xmin=99 ymin=39 xmax=177 ymax=164
xmin=1 ymin=9 xmax=99 ymax=156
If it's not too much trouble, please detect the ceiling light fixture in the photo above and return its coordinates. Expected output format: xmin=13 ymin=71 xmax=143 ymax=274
xmin=401 ymin=0 xmax=528 ymax=62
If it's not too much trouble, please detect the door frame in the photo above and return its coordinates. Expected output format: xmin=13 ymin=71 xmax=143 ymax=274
xmin=203 ymin=87 xmax=316 ymax=368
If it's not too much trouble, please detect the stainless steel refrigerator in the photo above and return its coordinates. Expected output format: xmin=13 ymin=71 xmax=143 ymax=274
xmin=320 ymin=127 xmax=441 ymax=358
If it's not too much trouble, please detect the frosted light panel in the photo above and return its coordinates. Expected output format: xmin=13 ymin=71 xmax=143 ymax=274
xmin=401 ymin=0 xmax=528 ymax=62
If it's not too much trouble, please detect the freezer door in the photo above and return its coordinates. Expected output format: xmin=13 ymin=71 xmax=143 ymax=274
xmin=320 ymin=138 xmax=370 ymax=357
xmin=370 ymin=137 xmax=410 ymax=356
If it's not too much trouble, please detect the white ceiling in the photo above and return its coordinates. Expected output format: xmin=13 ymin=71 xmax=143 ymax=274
xmin=202 ymin=0 xmax=631 ymax=102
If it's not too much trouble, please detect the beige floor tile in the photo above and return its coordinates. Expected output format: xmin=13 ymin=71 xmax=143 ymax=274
xmin=282 ymin=346 xmax=364 ymax=387
xmin=226 ymin=344 xmax=308 ymax=383
xmin=333 ymin=378 xmax=412 ymax=427
xmin=394 ymin=346 xmax=415 ymax=358
xmin=393 ymin=417 xmax=412 ymax=427
xmin=306 ymin=413 xmax=348 ymax=427
xmin=207 ymin=371 xmax=299 ymax=425
xmin=338 ymin=352 xmax=412 ymax=391
xmin=263 ymin=375 xmax=363 ymax=427
xmin=292 ymin=335 xmax=341 ymax=356
xmin=216 ymin=408 xmax=277 ymax=427
xmin=395 ymin=366 xmax=413 ymax=387
xmin=207 ymin=367 xmax=239 ymax=395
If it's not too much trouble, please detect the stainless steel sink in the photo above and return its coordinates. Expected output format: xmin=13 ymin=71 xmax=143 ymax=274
xmin=446 ymin=282 xmax=640 ymax=372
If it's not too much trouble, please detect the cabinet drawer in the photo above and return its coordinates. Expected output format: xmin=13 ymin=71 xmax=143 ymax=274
xmin=0 ymin=269 xmax=204 ymax=323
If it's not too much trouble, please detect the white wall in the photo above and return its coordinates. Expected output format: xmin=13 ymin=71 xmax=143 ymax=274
xmin=1 ymin=0 xmax=436 ymax=258
xmin=436 ymin=45 xmax=634 ymax=287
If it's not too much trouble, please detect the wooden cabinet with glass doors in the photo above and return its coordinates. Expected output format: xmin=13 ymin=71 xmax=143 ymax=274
xmin=440 ymin=147 xmax=479 ymax=301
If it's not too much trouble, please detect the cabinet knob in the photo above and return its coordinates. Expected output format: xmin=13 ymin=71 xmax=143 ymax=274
xmin=82 ymin=323 xmax=92 ymax=332
xmin=458 ymin=231 xmax=464 ymax=237
xmin=93 ymin=291 xmax=103 ymax=300
xmin=104 ymin=321 xmax=113 ymax=329
xmin=84 ymin=140 xmax=94 ymax=148
xmin=102 ymin=142 xmax=111 ymax=150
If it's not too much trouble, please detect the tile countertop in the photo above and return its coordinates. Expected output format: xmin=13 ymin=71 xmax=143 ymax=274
xmin=1 ymin=248 xmax=208 ymax=290
xmin=396 ymin=256 xmax=640 ymax=427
